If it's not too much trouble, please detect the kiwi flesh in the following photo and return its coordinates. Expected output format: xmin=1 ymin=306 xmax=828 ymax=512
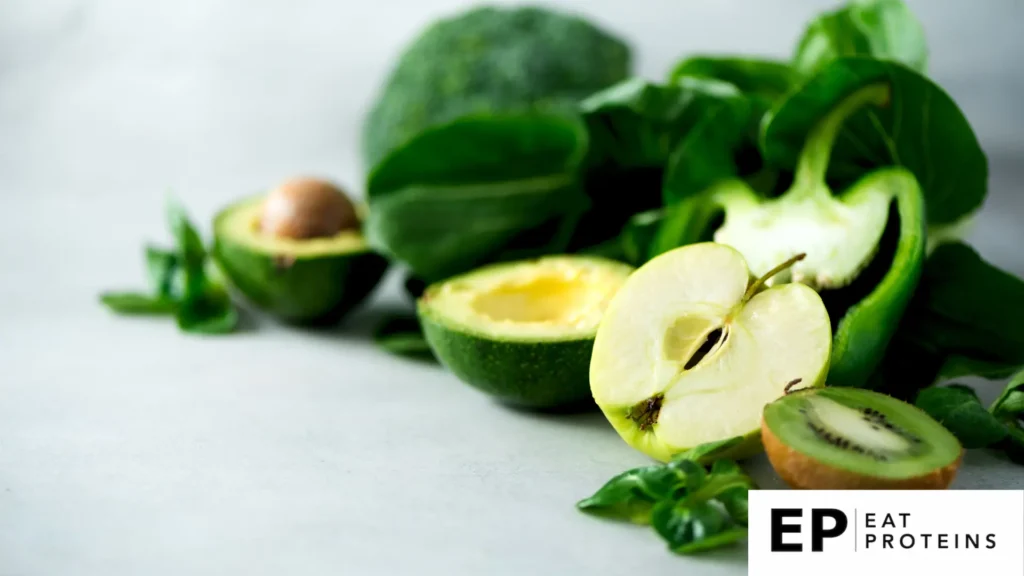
xmin=762 ymin=387 xmax=963 ymax=490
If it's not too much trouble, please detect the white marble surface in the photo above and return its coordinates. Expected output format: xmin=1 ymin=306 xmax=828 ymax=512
xmin=1 ymin=1 xmax=1022 ymax=574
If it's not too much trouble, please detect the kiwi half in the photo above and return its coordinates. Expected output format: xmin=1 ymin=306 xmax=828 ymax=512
xmin=762 ymin=387 xmax=963 ymax=490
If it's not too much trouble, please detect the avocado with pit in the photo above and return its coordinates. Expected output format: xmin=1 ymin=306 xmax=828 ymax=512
xmin=212 ymin=177 xmax=389 ymax=325
xmin=417 ymin=255 xmax=633 ymax=409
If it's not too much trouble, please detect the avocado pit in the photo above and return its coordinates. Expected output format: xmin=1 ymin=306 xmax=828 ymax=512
xmin=260 ymin=177 xmax=359 ymax=239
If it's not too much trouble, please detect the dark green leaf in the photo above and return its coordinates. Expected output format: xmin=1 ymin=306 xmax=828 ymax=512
xmin=762 ymin=57 xmax=987 ymax=226
xmin=366 ymin=111 xmax=590 ymax=282
xmin=991 ymin=369 xmax=1024 ymax=419
xmin=145 ymin=245 xmax=179 ymax=298
xmin=166 ymin=200 xmax=207 ymax=267
xmin=793 ymin=0 xmax=928 ymax=77
xmin=373 ymin=313 xmax=435 ymax=360
xmin=938 ymin=356 xmax=1022 ymax=382
xmin=670 ymin=57 xmax=798 ymax=103
xmin=99 ymin=292 xmax=178 ymax=315
xmin=175 ymin=279 xmax=238 ymax=335
xmin=651 ymin=499 xmax=746 ymax=555
xmin=576 ymin=464 xmax=687 ymax=525
xmin=914 ymin=385 xmax=1008 ymax=449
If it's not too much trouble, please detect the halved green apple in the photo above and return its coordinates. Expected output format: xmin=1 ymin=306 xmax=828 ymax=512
xmin=589 ymin=243 xmax=832 ymax=462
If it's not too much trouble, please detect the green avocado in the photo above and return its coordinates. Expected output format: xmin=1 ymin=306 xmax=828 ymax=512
xmin=417 ymin=255 xmax=633 ymax=409
xmin=212 ymin=195 xmax=389 ymax=325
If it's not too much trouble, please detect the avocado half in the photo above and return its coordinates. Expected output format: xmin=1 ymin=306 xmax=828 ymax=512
xmin=212 ymin=195 xmax=389 ymax=325
xmin=417 ymin=255 xmax=633 ymax=409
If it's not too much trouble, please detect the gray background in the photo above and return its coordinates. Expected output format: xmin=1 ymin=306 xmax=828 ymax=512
xmin=1 ymin=1 xmax=1021 ymax=575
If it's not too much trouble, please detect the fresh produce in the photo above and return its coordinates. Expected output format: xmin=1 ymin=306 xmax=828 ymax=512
xmin=362 ymin=5 xmax=631 ymax=282
xmin=590 ymin=243 xmax=831 ymax=461
xmin=212 ymin=179 xmax=389 ymax=325
xmin=762 ymin=387 xmax=963 ymax=489
xmin=418 ymin=255 xmax=632 ymax=408
xmin=100 ymin=200 xmax=238 ymax=334
xmin=915 ymin=370 xmax=1024 ymax=464
xmin=577 ymin=437 xmax=754 ymax=555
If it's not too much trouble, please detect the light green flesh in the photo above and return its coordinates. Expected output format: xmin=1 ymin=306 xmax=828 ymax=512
xmin=764 ymin=388 xmax=962 ymax=479
xmin=712 ymin=178 xmax=891 ymax=290
xmin=218 ymin=196 xmax=369 ymax=257
xmin=590 ymin=243 xmax=832 ymax=462
xmin=421 ymin=256 xmax=633 ymax=342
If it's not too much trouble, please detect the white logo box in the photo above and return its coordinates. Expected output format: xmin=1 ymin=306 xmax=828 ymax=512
xmin=748 ymin=490 xmax=1024 ymax=575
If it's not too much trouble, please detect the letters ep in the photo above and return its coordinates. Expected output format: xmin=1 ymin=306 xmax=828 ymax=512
xmin=771 ymin=508 xmax=849 ymax=552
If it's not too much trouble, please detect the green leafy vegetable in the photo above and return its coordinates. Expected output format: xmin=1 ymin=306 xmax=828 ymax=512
xmin=762 ymin=57 xmax=987 ymax=226
xmin=373 ymin=313 xmax=436 ymax=361
xmin=915 ymin=372 xmax=1024 ymax=465
xmin=793 ymin=0 xmax=928 ymax=77
xmin=360 ymin=5 xmax=631 ymax=170
xmin=669 ymin=57 xmax=798 ymax=103
xmin=100 ymin=200 xmax=239 ymax=335
xmin=365 ymin=111 xmax=590 ymax=282
xmin=577 ymin=438 xmax=754 ymax=554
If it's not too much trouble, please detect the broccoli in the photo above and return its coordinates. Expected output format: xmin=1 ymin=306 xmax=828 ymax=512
xmin=361 ymin=5 xmax=632 ymax=170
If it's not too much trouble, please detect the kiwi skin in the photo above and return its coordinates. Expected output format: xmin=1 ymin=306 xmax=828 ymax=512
xmin=761 ymin=417 xmax=964 ymax=490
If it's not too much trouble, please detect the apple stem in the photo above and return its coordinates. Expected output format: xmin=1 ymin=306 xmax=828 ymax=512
xmin=784 ymin=378 xmax=805 ymax=395
xmin=742 ymin=252 xmax=807 ymax=303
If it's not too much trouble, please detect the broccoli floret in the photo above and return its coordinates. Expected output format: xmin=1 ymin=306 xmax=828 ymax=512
xmin=361 ymin=5 xmax=632 ymax=170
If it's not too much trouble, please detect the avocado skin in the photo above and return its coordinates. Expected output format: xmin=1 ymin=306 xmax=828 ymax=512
xmin=212 ymin=236 xmax=388 ymax=326
xmin=418 ymin=309 xmax=596 ymax=409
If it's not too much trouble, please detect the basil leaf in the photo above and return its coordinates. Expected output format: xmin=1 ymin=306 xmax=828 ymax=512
xmin=793 ymin=0 xmax=928 ymax=78
xmin=671 ymin=436 xmax=745 ymax=465
xmin=373 ymin=313 xmax=435 ymax=360
xmin=576 ymin=464 xmax=686 ymax=524
xmin=99 ymin=292 xmax=178 ymax=315
xmin=762 ymin=57 xmax=987 ymax=226
xmin=145 ymin=245 xmax=179 ymax=298
xmin=651 ymin=500 xmax=746 ymax=555
xmin=366 ymin=111 xmax=590 ymax=282
xmin=991 ymin=370 xmax=1024 ymax=420
xmin=914 ymin=385 xmax=1008 ymax=449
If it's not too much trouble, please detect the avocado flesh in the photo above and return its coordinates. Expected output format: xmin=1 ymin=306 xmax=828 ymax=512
xmin=213 ymin=196 xmax=389 ymax=324
xmin=418 ymin=256 xmax=633 ymax=408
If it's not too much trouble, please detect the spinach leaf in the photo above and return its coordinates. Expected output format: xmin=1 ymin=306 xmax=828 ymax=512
xmin=572 ymin=78 xmax=748 ymax=253
xmin=914 ymin=385 xmax=1008 ymax=449
xmin=366 ymin=110 xmax=590 ymax=282
xmin=373 ymin=313 xmax=436 ymax=361
xmin=762 ymin=57 xmax=987 ymax=226
xmin=793 ymin=0 xmax=928 ymax=77
xmin=577 ymin=438 xmax=754 ymax=554
xmin=99 ymin=292 xmax=178 ymax=315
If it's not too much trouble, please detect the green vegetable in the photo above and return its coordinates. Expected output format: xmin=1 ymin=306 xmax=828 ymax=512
xmin=373 ymin=313 xmax=435 ymax=361
xmin=669 ymin=57 xmax=798 ymax=104
xmin=366 ymin=110 xmax=590 ymax=282
xmin=871 ymin=243 xmax=1024 ymax=394
xmin=574 ymin=77 xmax=750 ymax=257
xmin=100 ymin=200 xmax=239 ymax=334
xmin=361 ymin=5 xmax=631 ymax=170
xmin=793 ymin=0 xmax=928 ymax=77
xmin=417 ymin=255 xmax=633 ymax=409
xmin=212 ymin=196 xmax=389 ymax=325
xmin=577 ymin=437 xmax=755 ymax=554
xmin=914 ymin=372 xmax=1024 ymax=465
xmin=763 ymin=57 xmax=986 ymax=227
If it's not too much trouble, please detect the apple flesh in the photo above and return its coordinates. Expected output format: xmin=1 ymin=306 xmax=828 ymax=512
xmin=589 ymin=242 xmax=832 ymax=462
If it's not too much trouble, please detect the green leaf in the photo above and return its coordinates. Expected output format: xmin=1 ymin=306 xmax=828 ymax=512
xmin=651 ymin=500 xmax=746 ymax=555
xmin=576 ymin=464 xmax=687 ymax=525
xmin=670 ymin=57 xmax=798 ymax=103
xmin=914 ymin=385 xmax=1008 ymax=449
xmin=145 ymin=245 xmax=179 ymax=298
xmin=365 ymin=110 xmax=590 ymax=282
xmin=938 ymin=356 xmax=1022 ymax=382
xmin=99 ymin=292 xmax=178 ymax=315
xmin=991 ymin=370 xmax=1024 ymax=419
xmin=373 ymin=313 xmax=435 ymax=360
xmin=762 ymin=57 xmax=987 ymax=226
xmin=793 ymin=0 xmax=928 ymax=77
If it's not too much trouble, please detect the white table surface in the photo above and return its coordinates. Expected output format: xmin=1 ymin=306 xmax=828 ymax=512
xmin=2 ymin=1 xmax=1022 ymax=574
